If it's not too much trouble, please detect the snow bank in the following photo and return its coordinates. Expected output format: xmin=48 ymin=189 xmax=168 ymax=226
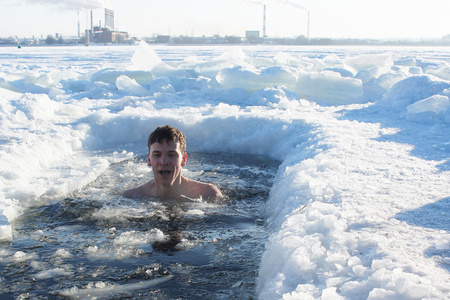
xmin=344 ymin=53 xmax=393 ymax=74
xmin=216 ymin=65 xmax=299 ymax=92
xmin=257 ymin=112 xmax=449 ymax=299
xmin=90 ymin=69 xmax=153 ymax=85
xmin=130 ymin=41 xmax=189 ymax=78
xmin=377 ymin=75 xmax=450 ymax=111
xmin=407 ymin=93 xmax=450 ymax=123
xmin=295 ymin=70 xmax=364 ymax=104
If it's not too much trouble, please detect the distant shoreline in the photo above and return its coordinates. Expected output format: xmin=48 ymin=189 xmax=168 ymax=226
xmin=3 ymin=42 xmax=450 ymax=48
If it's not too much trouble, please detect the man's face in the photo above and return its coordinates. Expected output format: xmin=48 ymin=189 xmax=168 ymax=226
xmin=148 ymin=140 xmax=187 ymax=187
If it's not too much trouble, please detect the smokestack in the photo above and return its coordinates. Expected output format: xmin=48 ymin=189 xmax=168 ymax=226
xmin=90 ymin=9 xmax=93 ymax=31
xmin=77 ymin=11 xmax=80 ymax=38
xmin=307 ymin=10 xmax=310 ymax=40
xmin=263 ymin=4 xmax=267 ymax=38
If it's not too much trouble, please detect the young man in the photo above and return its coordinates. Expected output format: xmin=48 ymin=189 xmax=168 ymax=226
xmin=122 ymin=125 xmax=223 ymax=201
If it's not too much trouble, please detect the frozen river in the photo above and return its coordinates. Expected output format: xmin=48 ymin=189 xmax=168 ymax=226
xmin=0 ymin=44 xmax=449 ymax=299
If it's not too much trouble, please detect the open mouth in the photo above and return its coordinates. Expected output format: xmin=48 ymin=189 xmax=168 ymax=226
xmin=159 ymin=170 xmax=171 ymax=177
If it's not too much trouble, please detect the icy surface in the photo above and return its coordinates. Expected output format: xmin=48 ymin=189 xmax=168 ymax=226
xmin=0 ymin=44 xmax=449 ymax=299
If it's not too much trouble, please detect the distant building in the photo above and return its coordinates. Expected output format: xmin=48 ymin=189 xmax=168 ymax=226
xmin=84 ymin=9 xmax=129 ymax=44
xmin=94 ymin=26 xmax=129 ymax=44
xmin=105 ymin=8 xmax=114 ymax=29
xmin=246 ymin=31 xmax=260 ymax=43
xmin=155 ymin=35 xmax=171 ymax=44
xmin=246 ymin=31 xmax=260 ymax=39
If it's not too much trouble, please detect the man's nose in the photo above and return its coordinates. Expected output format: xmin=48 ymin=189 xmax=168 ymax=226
xmin=160 ymin=155 xmax=169 ymax=165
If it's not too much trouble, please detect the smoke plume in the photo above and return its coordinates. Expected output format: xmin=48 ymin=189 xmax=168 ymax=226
xmin=276 ymin=0 xmax=307 ymax=10
xmin=241 ymin=0 xmax=307 ymax=10
xmin=25 ymin=0 xmax=112 ymax=10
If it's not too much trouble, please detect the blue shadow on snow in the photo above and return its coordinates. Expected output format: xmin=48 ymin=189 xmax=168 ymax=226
xmin=395 ymin=197 xmax=449 ymax=231
xmin=338 ymin=105 xmax=450 ymax=172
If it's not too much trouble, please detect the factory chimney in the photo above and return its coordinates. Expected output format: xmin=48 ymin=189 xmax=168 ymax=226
xmin=77 ymin=11 xmax=80 ymax=38
xmin=90 ymin=9 xmax=93 ymax=32
xmin=307 ymin=10 xmax=310 ymax=40
xmin=263 ymin=4 xmax=267 ymax=38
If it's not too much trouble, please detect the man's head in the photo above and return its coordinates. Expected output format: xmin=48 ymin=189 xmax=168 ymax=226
xmin=148 ymin=125 xmax=186 ymax=153
xmin=147 ymin=125 xmax=187 ymax=187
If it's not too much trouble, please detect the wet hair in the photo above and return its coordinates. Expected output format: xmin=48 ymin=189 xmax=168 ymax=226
xmin=148 ymin=125 xmax=186 ymax=153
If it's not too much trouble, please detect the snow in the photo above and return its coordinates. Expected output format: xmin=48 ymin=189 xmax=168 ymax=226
xmin=0 ymin=43 xmax=449 ymax=299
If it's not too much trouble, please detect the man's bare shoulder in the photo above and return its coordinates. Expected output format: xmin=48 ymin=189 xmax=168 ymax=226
xmin=121 ymin=181 xmax=153 ymax=199
xmin=183 ymin=177 xmax=223 ymax=199
xmin=122 ymin=178 xmax=222 ymax=201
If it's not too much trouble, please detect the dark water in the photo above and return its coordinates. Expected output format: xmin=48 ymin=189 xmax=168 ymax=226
xmin=0 ymin=152 xmax=279 ymax=299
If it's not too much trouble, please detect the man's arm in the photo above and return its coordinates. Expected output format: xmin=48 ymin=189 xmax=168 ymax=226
xmin=206 ymin=183 xmax=223 ymax=199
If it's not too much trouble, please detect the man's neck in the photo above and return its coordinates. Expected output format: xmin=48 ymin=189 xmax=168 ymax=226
xmin=153 ymin=177 xmax=185 ymax=199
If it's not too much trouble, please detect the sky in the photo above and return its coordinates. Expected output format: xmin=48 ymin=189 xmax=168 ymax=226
xmin=0 ymin=0 xmax=449 ymax=40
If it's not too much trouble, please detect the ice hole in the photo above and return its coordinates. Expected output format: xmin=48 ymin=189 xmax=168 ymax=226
xmin=3 ymin=152 xmax=280 ymax=299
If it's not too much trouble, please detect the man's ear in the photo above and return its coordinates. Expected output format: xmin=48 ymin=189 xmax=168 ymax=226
xmin=147 ymin=153 xmax=151 ymax=166
xmin=181 ymin=152 xmax=188 ymax=167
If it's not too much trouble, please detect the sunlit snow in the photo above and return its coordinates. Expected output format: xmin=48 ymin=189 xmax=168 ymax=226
xmin=0 ymin=43 xmax=449 ymax=299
